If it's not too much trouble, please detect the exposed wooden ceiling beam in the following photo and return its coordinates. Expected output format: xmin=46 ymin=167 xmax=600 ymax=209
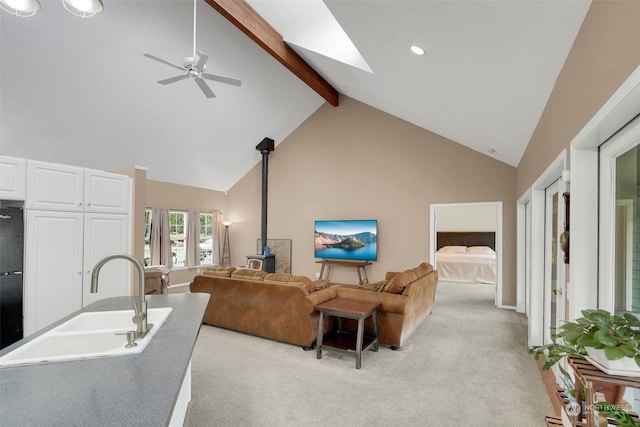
xmin=205 ymin=0 xmax=339 ymax=107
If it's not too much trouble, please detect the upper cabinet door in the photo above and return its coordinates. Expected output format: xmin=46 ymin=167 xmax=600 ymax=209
xmin=84 ymin=169 xmax=130 ymax=214
xmin=26 ymin=161 xmax=84 ymax=211
xmin=0 ymin=156 xmax=27 ymax=201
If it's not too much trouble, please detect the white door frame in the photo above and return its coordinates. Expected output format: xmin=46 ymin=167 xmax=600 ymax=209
xmin=516 ymin=190 xmax=531 ymax=315
xmin=429 ymin=201 xmax=503 ymax=308
xmin=543 ymin=178 xmax=567 ymax=345
xmin=518 ymin=151 xmax=567 ymax=346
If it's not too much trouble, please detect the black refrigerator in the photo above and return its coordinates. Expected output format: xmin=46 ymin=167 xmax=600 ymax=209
xmin=0 ymin=208 xmax=24 ymax=349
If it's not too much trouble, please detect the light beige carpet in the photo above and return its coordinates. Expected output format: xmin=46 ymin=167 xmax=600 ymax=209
xmin=184 ymin=281 xmax=552 ymax=426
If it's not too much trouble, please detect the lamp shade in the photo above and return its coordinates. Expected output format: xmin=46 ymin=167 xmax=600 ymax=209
xmin=0 ymin=0 xmax=40 ymax=17
xmin=62 ymin=0 xmax=103 ymax=17
xmin=222 ymin=221 xmax=232 ymax=227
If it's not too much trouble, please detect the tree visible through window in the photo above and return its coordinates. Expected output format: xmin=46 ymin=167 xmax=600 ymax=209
xmin=144 ymin=209 xmax=152 ymax=266
xmin=200 ymin=212 xmax=214 ymax=265
xmin=169 ymin=211 xmax=186 ymax=267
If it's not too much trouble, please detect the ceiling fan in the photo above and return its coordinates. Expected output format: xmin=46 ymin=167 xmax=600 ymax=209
xmin=143 ymin=0 xmax=241 ymax=98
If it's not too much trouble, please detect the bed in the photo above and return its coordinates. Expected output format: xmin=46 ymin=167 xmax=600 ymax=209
xmin=435 ymin=232 xmax=496 ymax=284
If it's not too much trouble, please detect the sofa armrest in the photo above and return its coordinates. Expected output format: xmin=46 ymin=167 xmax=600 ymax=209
xmin=307 ymin=286 xmax=338 ymax=307
xmin=335 ymin=287 xmax=407 ymax=314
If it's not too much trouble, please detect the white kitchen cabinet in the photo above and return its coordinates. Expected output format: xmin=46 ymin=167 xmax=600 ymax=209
xmin=26 ymin=161 xmax=84 ymax=211
xmin=23 ymin=159 xmax=133 ymax=335
xmin=26 ymin=160 xmax=130 ymax=214
xmin=0 ymin=156 xmax=27 ymax=201
xmin=82 ymin=213 xmax=131 ymax=306
xmin=24 ymin=210 xmax=132 ymax=335
xmin=24 ymin=210 xmax=84 ymax=335
xmin=84 ymin=169 xmax=130 ymax=214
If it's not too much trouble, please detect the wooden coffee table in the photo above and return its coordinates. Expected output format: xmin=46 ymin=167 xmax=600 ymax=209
xmin=315 ymin=297 xmax=380 ymax=369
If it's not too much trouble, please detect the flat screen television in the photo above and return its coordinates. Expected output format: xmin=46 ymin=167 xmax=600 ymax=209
xmin=314 ymin=219 xmax=377 ymax=261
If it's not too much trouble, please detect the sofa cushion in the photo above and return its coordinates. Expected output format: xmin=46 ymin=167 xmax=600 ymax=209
xmin=231 ymin=269 xmax=268 ymax=281
xmin=312 ymin=279 xmax=329 ymax=291
xmin=415 ymin=262 xmax=433 ymax=277
xmin=201 ymin=266 xmax=236 ymax=277
xmin=360 ymin=280 xmax=387 ymax=292
xmin=382 ymin=270 xmax=413 ymax=294
xmin=383 ymin=262 xmax=434 ymax=294
xmin=264 ymin=273 xmax=315 ymax=294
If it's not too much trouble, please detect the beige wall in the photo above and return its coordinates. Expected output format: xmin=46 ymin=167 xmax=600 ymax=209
xmin=516 ymin=0 xmax=640 ymax=195
xmin=227 ymin=97 xmax=518 ymax=305
xmin=436 ymin=205 xmax=497 ymax=232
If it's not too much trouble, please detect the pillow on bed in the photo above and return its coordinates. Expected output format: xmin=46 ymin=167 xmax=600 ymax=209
xmin=466 ymin=246 xmax=495 ymax=255
xmin=437 ymin=245 xmax=467 ymax=253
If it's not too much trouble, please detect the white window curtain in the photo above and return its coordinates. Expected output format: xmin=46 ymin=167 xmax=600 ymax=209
xmin=150 ymin=208 xmax=173 ymax=268
xmin=185 ymin=210 xmax=200 ymax=267
xmin=213 ymin=212 xmax=223 ymax=265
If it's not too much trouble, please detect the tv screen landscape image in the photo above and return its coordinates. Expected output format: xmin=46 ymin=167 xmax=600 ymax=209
xmin=314 ymin=220 xmax=378 ymax=261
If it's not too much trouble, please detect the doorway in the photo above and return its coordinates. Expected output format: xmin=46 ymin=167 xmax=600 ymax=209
xmin=429 ymin=201 xmax=502 ymax=307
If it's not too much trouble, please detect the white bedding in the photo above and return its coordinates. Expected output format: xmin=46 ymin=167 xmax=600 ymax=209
xmin=436 ymin=246 xmax=496 ymax=284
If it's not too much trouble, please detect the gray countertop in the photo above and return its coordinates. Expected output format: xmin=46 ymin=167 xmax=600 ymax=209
xmin=0 ymin=293 xmax=210 ymax=427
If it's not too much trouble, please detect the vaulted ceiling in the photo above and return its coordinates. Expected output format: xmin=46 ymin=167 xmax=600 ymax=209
xmin=0 ymin=0 xmax=591 ymax=191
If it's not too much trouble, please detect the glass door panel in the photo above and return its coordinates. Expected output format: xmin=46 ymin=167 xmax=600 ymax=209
xmin=544 ymin=179 xmax=564 ymax=345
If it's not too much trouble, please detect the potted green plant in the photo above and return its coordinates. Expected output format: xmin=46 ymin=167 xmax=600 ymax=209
xmin=529 ymin=309 xmax=640 ymax=406
xmin=529 ymin=309 xmax=640 ymax=373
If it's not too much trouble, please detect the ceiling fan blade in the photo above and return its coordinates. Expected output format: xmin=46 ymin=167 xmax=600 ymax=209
xmin=201 ymin=73 xmax=242 ymax=87
xmin=194 ymin=50 xmax=209 ymax=70
xmin=144 ymin=54 xmax=186 ymax=72
xmin=157 ymin=74 xmax=189 ymax=85
xmin=195 ymin=77 xmax=215 ymax=98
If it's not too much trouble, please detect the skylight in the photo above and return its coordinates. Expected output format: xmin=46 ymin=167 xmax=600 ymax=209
xmin=247 ymin=0 xmax=373 ymax=73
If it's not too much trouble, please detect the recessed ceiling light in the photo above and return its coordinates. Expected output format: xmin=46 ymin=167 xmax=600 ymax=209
xmin=0 ymin=0 xmax=40 ymax=17
xmin=62 ymin=0 xmax=103 ymax=18
xmin=410 ymin=45 xmax=425 ymax=56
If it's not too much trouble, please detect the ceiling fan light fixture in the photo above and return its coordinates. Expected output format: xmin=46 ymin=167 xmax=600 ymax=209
xmin=62 ymin=0 xmax=102 ymax=18
xmin=0 ymin=0 xmax=40 ymax=17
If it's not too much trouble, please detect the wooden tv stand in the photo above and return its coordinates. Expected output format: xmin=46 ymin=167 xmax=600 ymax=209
xmin=316 ymin=259 xmax=371 ymax=285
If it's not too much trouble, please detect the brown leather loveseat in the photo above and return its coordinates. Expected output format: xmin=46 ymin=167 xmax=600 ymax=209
xmin=334 ymin=262 xmax=438 ymax=349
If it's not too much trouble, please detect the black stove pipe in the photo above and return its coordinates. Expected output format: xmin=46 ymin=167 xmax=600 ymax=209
xmin=256 ymin=138 xmax=274 ymax=252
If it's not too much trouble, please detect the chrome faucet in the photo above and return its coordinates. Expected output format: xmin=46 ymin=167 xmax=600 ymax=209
xmin=90 ymin=254 xmax=151 ymax=339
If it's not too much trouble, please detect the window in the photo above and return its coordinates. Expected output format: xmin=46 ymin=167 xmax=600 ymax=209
xmin=144 ymin=209 xmax=152 ymax=266
xmin=145 ymin=208 xmax=217 ymax=267
xmin=199 ymin=212 xmax=214 ymax=265
xmin=599 ymin=115 xmax=640 ymax=313
xmin=169 ymin=211 xmax=186 ymax=267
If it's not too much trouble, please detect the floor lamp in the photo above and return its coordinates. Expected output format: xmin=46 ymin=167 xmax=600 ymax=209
xmin=222 ymin=221 xmax=232 ymax=266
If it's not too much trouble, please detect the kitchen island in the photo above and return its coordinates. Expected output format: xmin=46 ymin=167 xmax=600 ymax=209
xmin=0 ymin=293 xmax=209 ymax=426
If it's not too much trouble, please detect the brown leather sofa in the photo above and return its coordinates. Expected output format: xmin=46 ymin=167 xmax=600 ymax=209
xmin=190 ymin=268 xmax=335 ymax=348
xmin=189 ymin=262 xmax=438 ymax=349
